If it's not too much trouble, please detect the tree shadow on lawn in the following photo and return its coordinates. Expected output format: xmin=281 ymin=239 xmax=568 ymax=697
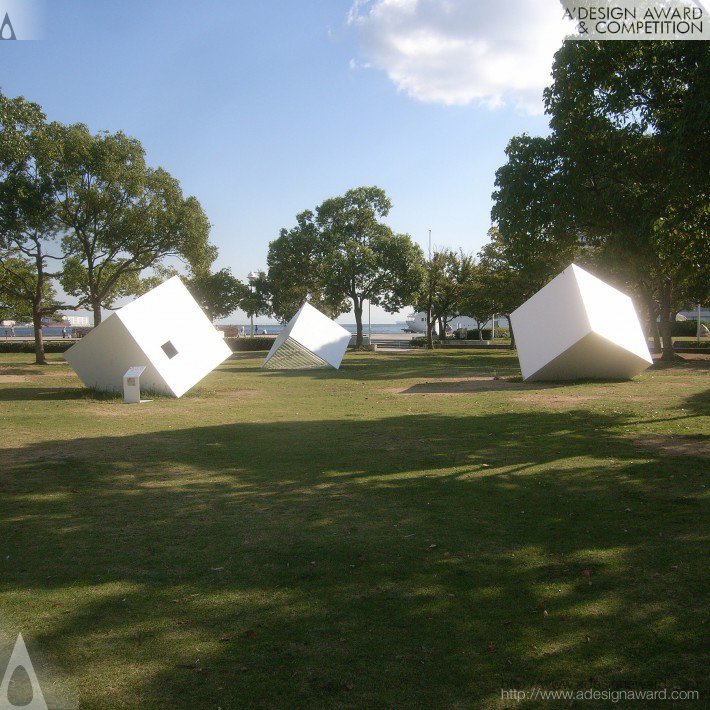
xmin=225 ymin=350 xmax=524 ymax=383
xmin=0 ymin=410 xmax=706 ymax=707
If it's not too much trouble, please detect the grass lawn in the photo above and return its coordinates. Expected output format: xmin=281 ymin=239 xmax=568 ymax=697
xmin=0 ymin=349 xmax=708 ymax=708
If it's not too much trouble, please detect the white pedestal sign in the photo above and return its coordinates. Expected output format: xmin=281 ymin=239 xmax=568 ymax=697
xmin=123 ymin=365 xmax=147 ymax=404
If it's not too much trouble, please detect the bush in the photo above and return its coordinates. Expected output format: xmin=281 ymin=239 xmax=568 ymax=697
xmin=673 ymin=340 xmax=710 ymax=349
xmin=410 ymin=336 xmax=441 ymax=348
xmin=466 ymin=329 xmax=493 ymax=340
xmin=670 ymin=320 xmax=708 ymax=337
xmin=226 ymin=336 xmax=275 ymax=352
xmin=0 ymin=340 xmax=74 ymax=353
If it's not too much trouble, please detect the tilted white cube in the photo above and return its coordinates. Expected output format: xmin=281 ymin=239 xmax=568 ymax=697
xmin=65 ymin=276 xmax=232 ymax=397
xmin=263 ymin=302 xmax=350 ymax=370
xmin=510 ymin=264 xmax=653 ymax=381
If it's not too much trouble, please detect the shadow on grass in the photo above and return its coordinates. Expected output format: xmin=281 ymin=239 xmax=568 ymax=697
xmin=225 ymin=350 xmax=524 ymax=383
xmin=1 ymin=407 xmax=707 ymax=706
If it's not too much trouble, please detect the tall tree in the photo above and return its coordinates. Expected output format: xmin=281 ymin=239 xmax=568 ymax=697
xmin=54 ymin=124 xmax=216 ymax=324
xmin=315 ymin=187 xmax=425 ymax=347
xmin=414 ymin=249 xmax=475 ymax=339
xmin=542 ymin=38 xmax=709 ymax=360
xmin=0 ymin=93 xmax=67 ymax=363
xmin=240 ymin=271 xmax=272 ymax=332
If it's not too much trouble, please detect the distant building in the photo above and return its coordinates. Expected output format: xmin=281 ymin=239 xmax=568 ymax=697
xmin=61 ymin=315 xmax=91 ymax=327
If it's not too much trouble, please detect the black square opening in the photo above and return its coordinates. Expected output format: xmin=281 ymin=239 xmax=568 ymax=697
xmin=161 ymin=340 xmax=178 ymax=359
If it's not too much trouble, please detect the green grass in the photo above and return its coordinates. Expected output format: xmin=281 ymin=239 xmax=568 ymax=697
xmin=0 ymin=350 xmax=708 ymax=708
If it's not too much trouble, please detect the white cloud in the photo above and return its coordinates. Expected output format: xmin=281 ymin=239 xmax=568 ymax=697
xmin=347 ymin=0 xmax=574 ymax=114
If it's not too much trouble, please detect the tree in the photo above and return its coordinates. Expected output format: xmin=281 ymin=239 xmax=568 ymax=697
xmin=186 ymin=267 xmax=248 ymax=322
xmin=54 ymin=124 xmax=216 ymax=324
xmin=267 ymin=187 xmax=424 ymax=346
xmin=266 ymin=210 xmax=347 ymax=323
xmin=315 ymin=187 xmax=425 ymax=347
xmin=475 ymin=231 xmax=526 ymax=350
xmin=459 ymin=263 xmax=494 ymax=340
xmin=240 ymin=271 xmax=272 ymax=331
xmin=0 ymin=93 xmax=67 ymax=363
xmin=414 ymin=249 xmax=474 ymax=340
xmin=0 ymin=255 xmax=58 ymax=323
xmin=542 ymin=38 xmax=709 ymax=360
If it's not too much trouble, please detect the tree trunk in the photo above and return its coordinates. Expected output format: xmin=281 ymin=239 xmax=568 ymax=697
xmin=92 ymin=300 xmax=102 ymax=326
xmin=437 ymin=316 xmax=446 ymax=341
xmin=354 ymin=298 xmax=363 ymax=348
xmin=32 ymin=310 xmax=46 ymax=365
xmin=658 ymin=279 xmax=675 ymax=362
xmin=507 ymin=316 xmax=515 ymax=350
xmin=32 ymin=248 xmax=47 ymax=365
xmin=641 ymin=292 xmax=661 ymax=353
xmin=425 ymin=296 xmax=434 ymax=349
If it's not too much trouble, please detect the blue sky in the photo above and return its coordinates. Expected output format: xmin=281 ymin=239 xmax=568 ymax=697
xmin=1 ymin=0 xmax=564 ymax=322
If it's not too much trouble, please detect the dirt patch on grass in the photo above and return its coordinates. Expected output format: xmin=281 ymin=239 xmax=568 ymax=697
xmin=0 ymin=375 xmax=28 ymax=383
xmin=629 ymin=435 xmax=710 ymax=459
xmin=651 ymin=353 xmax=710 ymax=370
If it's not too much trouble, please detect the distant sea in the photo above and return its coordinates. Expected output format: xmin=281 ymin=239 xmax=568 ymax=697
xmin=3 ymin=327 xmax=67 ymax=337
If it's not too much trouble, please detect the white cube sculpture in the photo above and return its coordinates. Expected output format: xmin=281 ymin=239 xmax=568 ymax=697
xmin=263 ymin=302 xmax=350 ymax=370
xmin=510 ymin=264 xmax=653 ymax=381
xmin=65 ymin=276 xmax=232 ymax=397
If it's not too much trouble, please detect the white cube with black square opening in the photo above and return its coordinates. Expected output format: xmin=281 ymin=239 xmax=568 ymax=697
xmin=510 ymin=264 xmax=653 ymax=381
xmin=262 ymin=302 xmax=350 ymax=370
xmin=64 ymin=276 xmax=232 ymax=397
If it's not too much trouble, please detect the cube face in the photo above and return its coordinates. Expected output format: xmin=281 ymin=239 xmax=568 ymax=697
xmin=263 ymin=302 xmax=351 ymax=370
xmin=510 ymin=264 xmax=653 ymax=381
xmin=64 ymin=276 xmax=232 ymax=397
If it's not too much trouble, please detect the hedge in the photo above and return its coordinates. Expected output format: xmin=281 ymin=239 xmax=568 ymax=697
xmin=0 ymin=340 xmax=75 ymax=353
xmin=410 ymin=337 xmax=441 ymax=348
xmin=225 ymin=336 xmax=276 ymax=352
xmin=670 ymin=320 xmax=709 ymax=337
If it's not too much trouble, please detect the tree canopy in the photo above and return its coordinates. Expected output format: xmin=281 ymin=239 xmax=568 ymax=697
xmin=268 ymin=187 xmax=425 ymax=345
xmin=54 ymin=124 xmax=216 ymax=324
xmin=491 ymin=39 xmax=709 ymax=360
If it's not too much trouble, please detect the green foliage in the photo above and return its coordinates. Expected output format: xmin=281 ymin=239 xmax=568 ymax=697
xmin=0 ymin=256 xmax=55 ymax=321
xmin=52 ymin=123 xmax=216 ymax=322
xmin=410 ymin=336 xmax=441 ymax=348
xmin=266 ymin=211 xmax=347 ymax=323
xmin=224 ymin=336 xmax=275 ymax=352
xmin=268 ymin=187 xmax=425 ymax=344
xmin=670 ymin=320 xmax=708 ymax=337
xmin=414 ymin=249 xmax=475 ymax=335
xmin=0 ymin=339 xmax=73 ymax=353
xmin=0 ymin=92 xmax=68 ymax=362
xmin=491 ymin=38 xmax=709 ymax=360
xmin=240 ymin=271 xmax=273 ymax=322
xmin=186 ymin=268 xmax=248 ymax=322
